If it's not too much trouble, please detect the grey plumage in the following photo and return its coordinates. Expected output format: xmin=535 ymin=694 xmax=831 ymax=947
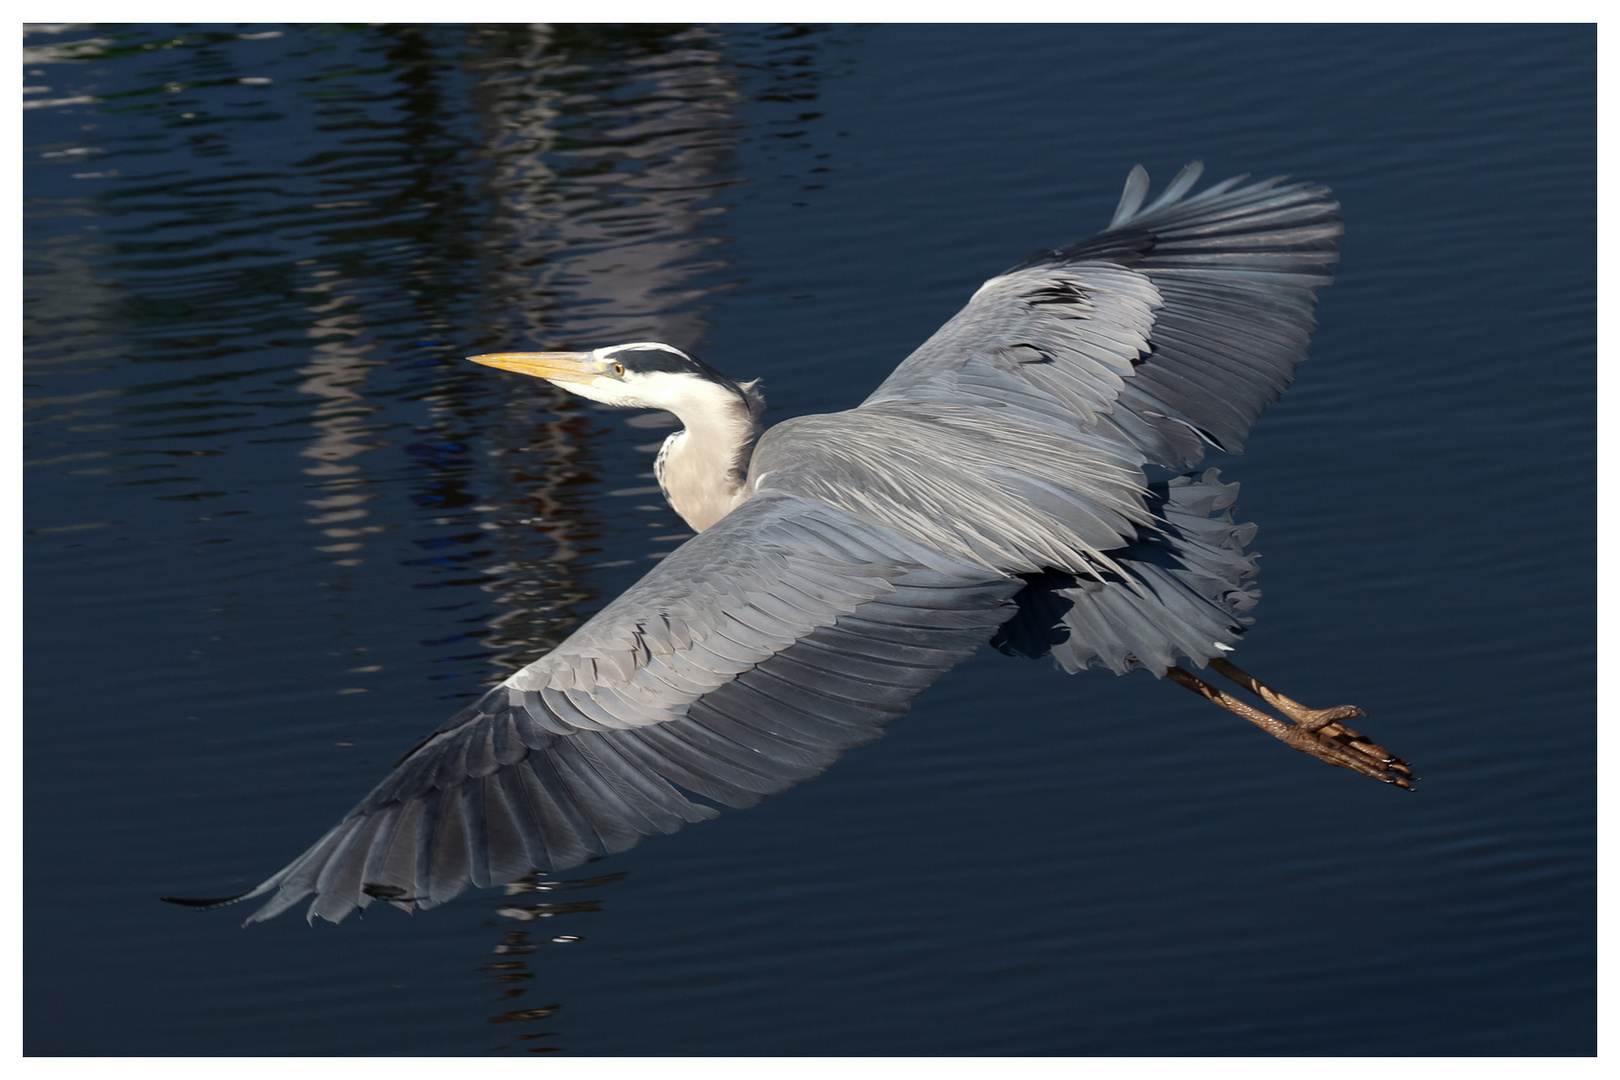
xmin=169 ymin=162 xmax=1344 ymax=923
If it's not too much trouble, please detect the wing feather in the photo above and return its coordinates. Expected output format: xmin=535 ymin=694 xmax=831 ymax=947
xmin=869 ymin=162 xmax=1341 ymax=468
xmin=177 ymin=164 xmax=1341 ymax=926
xmin=203 ymin=493 xmax=1015 ymax=923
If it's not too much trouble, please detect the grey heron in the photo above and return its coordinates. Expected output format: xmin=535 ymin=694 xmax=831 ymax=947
xmin=167 ymin=162 xmax=1413 ymax=926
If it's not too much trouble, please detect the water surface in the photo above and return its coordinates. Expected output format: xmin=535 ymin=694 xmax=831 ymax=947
xmin=24 ymin=23 xmax=1594 ymax=1055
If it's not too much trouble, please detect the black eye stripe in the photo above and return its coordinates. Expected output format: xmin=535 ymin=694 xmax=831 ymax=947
xmin=605 ymin=346 xmax=696 ymax=374
xmin=600 ymin=345 xmax=751 ymax=405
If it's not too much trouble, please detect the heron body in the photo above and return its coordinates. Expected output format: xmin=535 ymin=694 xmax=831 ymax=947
xmin=167 ymin=162 xmax=1413 ymax=926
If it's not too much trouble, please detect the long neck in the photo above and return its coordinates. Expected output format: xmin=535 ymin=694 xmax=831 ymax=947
xmin=654 ymin=394 xmax=760 ymax=532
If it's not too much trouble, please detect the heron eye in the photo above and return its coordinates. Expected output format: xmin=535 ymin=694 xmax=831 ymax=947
xmin=612 ymin=362 xmax=625 ymax=377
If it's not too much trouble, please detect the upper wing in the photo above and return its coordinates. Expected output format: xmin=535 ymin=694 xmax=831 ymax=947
xmin=202 ymin=492 xmax=1016 ymax=924
xmin=863 ymin=162 xmax=1343 ymax=468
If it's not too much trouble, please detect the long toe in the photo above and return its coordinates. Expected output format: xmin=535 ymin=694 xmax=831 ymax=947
xmin=1304 ymin=719 xmax=1417 ymax=790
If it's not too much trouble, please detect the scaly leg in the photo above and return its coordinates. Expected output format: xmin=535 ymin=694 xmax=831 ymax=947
xmin=1165 ymin=663 xmax=1416 ymax=790
xmin=1207 ymin=658 xmax=1363 ymax=731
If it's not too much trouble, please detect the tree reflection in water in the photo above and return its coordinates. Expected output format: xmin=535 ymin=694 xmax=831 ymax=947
xmin=452 ymin=25 xmax=827 ymax=1051
xmin=481 ymin=869 xmax=627 ymax=1053
xmin=24 ymin=20 xmax=836 ymax=1053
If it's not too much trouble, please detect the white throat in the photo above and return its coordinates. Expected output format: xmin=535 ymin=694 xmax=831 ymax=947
xmin=650 ymin=377 xmax=761 ymax=532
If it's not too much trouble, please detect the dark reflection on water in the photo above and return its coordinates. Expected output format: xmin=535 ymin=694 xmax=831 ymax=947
xmin=479 ymin=869 xmax=627 ymax=1053
xmin=26 ymin=22 xmax=841 ymax=1054
xmin=26 ymin=24 xmax=1592 ymax=1055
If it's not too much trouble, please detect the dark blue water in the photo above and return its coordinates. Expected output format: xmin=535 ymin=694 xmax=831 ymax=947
xmin=25 ymin=24 xmax=1594 ymax=1055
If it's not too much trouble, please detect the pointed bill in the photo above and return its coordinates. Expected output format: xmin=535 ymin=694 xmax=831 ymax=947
xmin=467 ymin=351 xmax=601 ymax=384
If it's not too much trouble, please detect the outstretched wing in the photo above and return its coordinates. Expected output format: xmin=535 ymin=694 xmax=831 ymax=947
xmin=864 ymin=162 xmax=1343 ymax=468
xmin=188 ymin=492 xmax=1016 ymax=924
xmin=171 ymin=164 xmax=1342 ymax=925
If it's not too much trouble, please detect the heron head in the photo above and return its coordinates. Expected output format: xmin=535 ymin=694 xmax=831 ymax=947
xmin=468 ymin=342 xmax=762 ymax=419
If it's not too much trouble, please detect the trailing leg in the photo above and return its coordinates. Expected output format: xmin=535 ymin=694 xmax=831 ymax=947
xmin=1165 ymin=664 xmax=1415 ymax=790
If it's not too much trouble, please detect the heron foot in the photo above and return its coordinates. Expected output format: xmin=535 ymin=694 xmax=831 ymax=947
xmin=1271 ymin=711 xmax=1417 ymax=790
xmin=1288 ymin=702 xmax=1365 ymax=733
xmin=1208 ymin=658 xmax=1366 ymax=732
xmin=1166 ymin=662 xmax=1416 ymax=790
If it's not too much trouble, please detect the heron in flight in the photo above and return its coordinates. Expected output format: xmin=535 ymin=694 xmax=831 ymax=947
xmin=168 ymin=162 xmax=1413 ymax=925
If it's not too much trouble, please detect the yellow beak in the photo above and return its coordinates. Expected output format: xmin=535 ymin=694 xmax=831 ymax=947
xmin=467 ymin=351 xmax=601 ymax=384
